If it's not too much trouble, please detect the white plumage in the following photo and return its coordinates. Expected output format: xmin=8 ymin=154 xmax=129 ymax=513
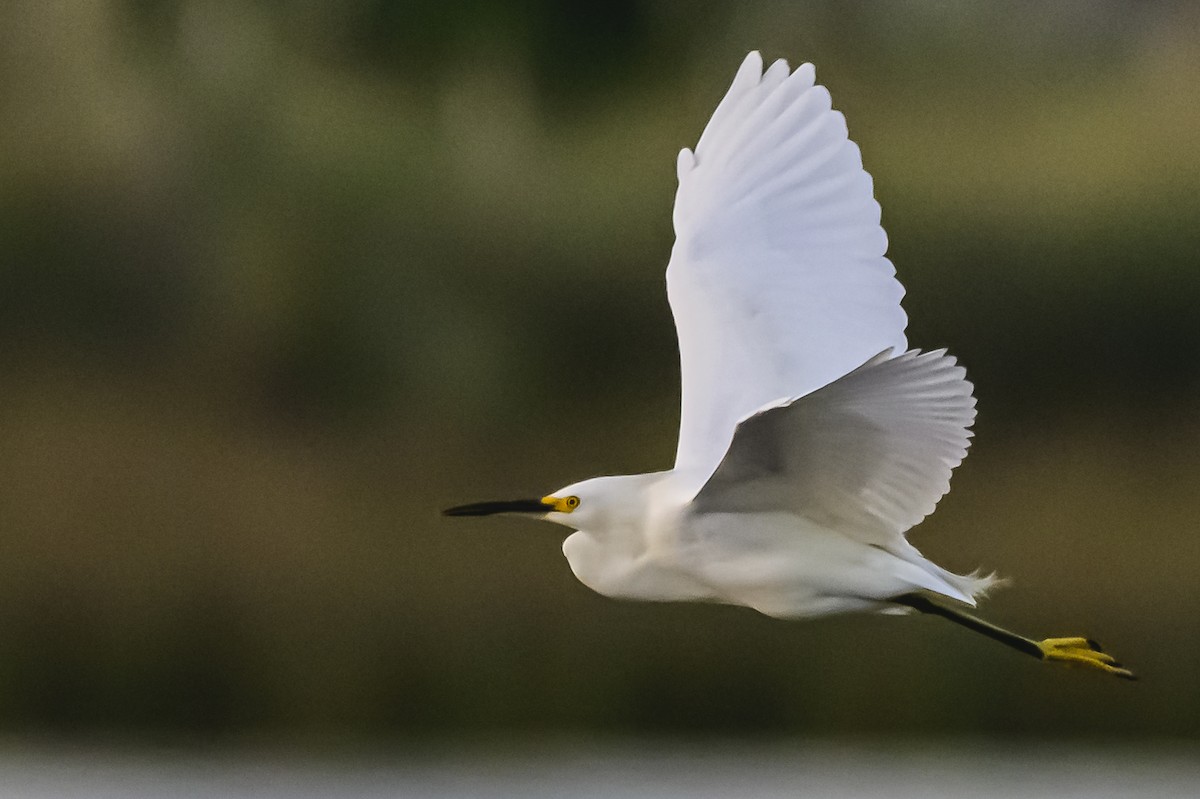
xmin=555 ymin=52 xmax=993 ymax=617
xmin=446 ymin=52 xmax=1136 ymax=679
xmin=669 ymin=53 xmax=905 ymax=487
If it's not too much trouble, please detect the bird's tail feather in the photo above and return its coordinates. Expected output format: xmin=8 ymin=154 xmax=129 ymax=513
xmin=939 ymin=567 xmax=1008 ymax=605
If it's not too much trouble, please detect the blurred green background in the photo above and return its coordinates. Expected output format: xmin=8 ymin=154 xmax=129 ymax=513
xmin=0 ymin=0 xmax=1197 ymax=743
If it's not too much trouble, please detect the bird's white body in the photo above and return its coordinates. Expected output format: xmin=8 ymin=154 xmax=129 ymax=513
xmin=540 ymin=53 xmax=998 ymax=620
xmin=445 ymin=53 xmax=1141 ymax=680
xmin=556 ymin=353 xmax=995 ymax=619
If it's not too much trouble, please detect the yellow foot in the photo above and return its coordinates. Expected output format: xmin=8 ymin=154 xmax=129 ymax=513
xmin=1037 ymin=637 xmax=1136 ymax=680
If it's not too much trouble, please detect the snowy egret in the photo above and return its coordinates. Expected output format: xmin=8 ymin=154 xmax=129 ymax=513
xmin=445 ymin=52 xmax=1133 ymax=680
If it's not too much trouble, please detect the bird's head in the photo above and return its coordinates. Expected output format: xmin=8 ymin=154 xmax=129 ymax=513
xmin=442 ymin=475 xmax=642 ymax=531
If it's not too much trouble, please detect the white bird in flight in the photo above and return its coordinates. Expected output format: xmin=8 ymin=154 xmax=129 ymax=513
xmin=446 ymin=52 xmax=1132 ymax=680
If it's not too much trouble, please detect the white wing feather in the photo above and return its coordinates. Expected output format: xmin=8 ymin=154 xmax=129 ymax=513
xmin=668 ymin=52 xmax=907 ymax=485
xmin=692 ymin=349 xmax=976 ymax=549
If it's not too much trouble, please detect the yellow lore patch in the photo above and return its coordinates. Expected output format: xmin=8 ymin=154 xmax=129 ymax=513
xmin=542 ymin=495 xmax=581 ymax=513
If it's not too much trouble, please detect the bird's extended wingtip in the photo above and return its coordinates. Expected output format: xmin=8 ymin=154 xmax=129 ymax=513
xmin=677 ymin=147 xmax=696 ymax=179
xmin=763 ymin=57 xmax=790 ymax=85
xmin=737 ymin=51 xmax=764 ymax=83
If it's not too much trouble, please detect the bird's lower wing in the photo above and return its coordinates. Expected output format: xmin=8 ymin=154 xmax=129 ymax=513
xmin=691 ymin=349 xmax=976 ymax=548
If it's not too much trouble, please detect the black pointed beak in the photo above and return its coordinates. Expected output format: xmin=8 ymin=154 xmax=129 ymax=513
xmin=442 ymin=498 xmax=551 ymax=517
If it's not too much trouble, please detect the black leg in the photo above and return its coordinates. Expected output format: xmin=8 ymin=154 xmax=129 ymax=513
xmin=892 ymin=592 xmax=1134 ymax=679
xmin=893 ymin=593 xmax=1045 ymax=660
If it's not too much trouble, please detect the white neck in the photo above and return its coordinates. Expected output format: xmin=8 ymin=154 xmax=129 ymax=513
xmin=559 ymin=471 xmax=714 ymax=602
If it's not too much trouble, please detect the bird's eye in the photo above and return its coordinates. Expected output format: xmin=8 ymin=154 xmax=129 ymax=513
xmin=565 ymin=496 xmax=580 ymax=510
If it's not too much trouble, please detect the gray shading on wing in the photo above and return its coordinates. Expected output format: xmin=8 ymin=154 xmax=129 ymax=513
xmin=692 ymin=349 xmax=976 ymax=548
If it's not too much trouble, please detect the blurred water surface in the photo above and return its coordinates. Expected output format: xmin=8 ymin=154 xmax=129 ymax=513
xmin=2 ymin=741 xmax=1198 ymax=799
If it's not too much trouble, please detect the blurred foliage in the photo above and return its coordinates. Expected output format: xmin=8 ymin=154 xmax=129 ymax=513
xmin=0 ymin=0 xmax=1198 ymax=740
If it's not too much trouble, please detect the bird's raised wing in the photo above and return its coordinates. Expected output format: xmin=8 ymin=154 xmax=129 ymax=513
xmin=668 ymin=52 xmax=907 ymax=484
xmin=692 ymin=349 xmax=975 ymax=548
